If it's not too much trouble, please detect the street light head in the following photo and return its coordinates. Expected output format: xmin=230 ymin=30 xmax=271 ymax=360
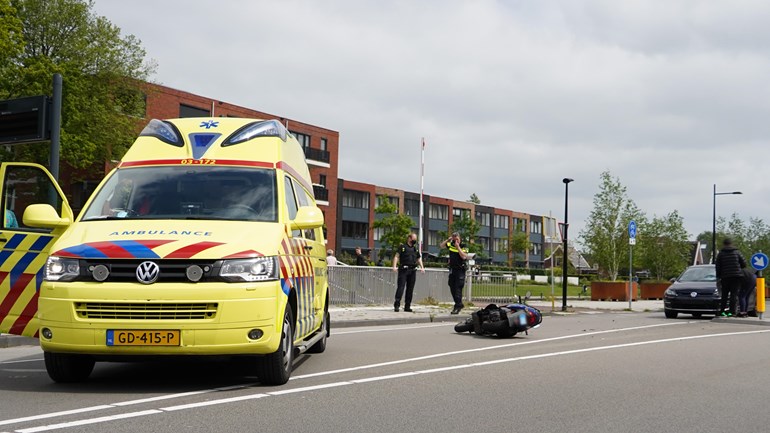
xmin=734 ymin=191 xmax=743 ymax=195
xmin=563 ymin=178 xmax=574 ymax=184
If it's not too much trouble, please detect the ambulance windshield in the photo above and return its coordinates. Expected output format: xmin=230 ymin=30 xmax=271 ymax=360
xmin=81 ymin=166 xmax=278 ymax=222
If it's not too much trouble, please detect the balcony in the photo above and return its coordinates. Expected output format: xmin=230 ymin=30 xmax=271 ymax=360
xmin=304 ymin=147 xmax=330 ymax=164
xmin=313 ymin=185 xmax=329 ymax=202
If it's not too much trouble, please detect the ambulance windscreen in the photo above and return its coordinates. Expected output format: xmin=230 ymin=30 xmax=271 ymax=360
xmin=81 ymin=166 xmax=277 ymax=222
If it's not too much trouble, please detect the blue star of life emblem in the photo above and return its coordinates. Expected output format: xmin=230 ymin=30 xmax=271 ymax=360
xmin=200 ymin=120 xmax=219 ymax=129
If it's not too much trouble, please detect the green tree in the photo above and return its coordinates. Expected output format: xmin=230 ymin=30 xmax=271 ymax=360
xmin=0 ymin=0 xmax=23 ymax=74
xmin=468 ymin=193 xmax=480 ymax=204
xmin=716 ymin=213 xmax=770 ymax=259
xmin=500 ymin=223 xmax=529 ymax=267
xmin=439 ymin=212 xmax=483 ymax=257
xmin=372 ymin=196 xmax=413 ymax=258
xmin=0 ymin=0 xmax=155 ymax=169
xmin=639 ymin=211 xmax=690 ymax=280
xmin=579 ymin=171 xmax=646 ymax=281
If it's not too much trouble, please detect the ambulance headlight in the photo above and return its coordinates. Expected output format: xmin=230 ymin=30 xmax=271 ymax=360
xmin=219 ymin=257 xmax=278 ymax=282
xmin=45 ymin=257 xmax=80 ymax=281
xmin=223 ymin=120 xmax=287 ymax=145
xmin=139 ymin=119 xmax=183 ymax=146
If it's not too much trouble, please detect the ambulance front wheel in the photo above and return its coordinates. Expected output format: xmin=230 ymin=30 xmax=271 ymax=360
xmin=257 ymin=307 xmax=294 ymax=385
xmin=44 ymin=351 xmax=95 ymax=383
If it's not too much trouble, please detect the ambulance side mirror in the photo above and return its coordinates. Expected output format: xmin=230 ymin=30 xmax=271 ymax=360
xmin=23 ymin=204 xmax=72 ymax=228
xmin=292 ymin=205 xmax=324 ymax=230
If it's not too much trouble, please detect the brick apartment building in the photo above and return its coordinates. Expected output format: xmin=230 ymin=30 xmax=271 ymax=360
xmin=59 ymin=82 xmax=557 ymax=266
xmin=336 ymin=179 xmax=557 ymax=268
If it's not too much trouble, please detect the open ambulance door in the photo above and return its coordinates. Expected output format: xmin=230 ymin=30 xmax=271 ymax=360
xmin=0 ymin=163 xmax=73 ymax=337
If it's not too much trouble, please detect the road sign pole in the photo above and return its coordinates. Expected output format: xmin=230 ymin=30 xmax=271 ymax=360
xmin=750 ymin=252 xmax=768 ymax=320
xmin=628 ymin=220 xmax=637 ymax=310
xmin=757 ymin=272 xmax=764 ymax=320
xmin=629 ymin=243 xmax=633 ymax=310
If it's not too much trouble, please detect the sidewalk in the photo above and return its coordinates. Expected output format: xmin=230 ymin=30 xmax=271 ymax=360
xmin=3 ymin=298 xmax=767 ymax=347
xmin=329 ymin=299 xmax=666 ymax=328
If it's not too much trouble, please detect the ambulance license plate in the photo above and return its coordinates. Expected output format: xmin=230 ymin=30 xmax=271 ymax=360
xmin=107 ymin=330 xmax=180 ymax=346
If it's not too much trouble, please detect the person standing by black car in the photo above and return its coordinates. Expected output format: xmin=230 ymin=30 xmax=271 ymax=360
xmin=715 ymin=237 xmax=746 ymax=317
xmin=443 ymin=232 xmax=468 ymax=315
xmin=392 ymin=233 xmax=424 ymax=312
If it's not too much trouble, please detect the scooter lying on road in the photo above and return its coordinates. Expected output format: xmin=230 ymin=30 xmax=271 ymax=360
xmin=454 ymin=296 xmax=542 ymax=338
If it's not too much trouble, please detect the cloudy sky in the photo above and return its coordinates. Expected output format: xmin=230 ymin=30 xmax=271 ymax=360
xmin=92 ymin=0 xmax=770 ymax=243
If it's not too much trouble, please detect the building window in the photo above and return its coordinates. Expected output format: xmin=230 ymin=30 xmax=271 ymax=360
xmin=376 ymin=195 xmax=399 ymax=208
xmin=453 ymin=207 xmax=470 ymax=218
xmin=494 ymin=237 xmax=508 ymax=251
xmin=179 ymin=104 xmax=210 ymax=118
xmin=514 ymin=218 xmax=527 ymax=232
xmin=291 ymin=131 xmax=311 ymax=149
xmin=342 ymin=190 xmax=369 ymax=209
xmin=429 ymin=204 xmax=448 ymax=220
xmin=531 ymin=243 xmax=542 ymax=255
xmin=373 ymin=226 xmax=385 ymax=241
xmin=405 ymin=199 xmax=420 ymax=216
xmin=475 ymin=211 xmax=490 ymax=226
xmin=494 ymin=214 xmax=509 ymax=229
xmin=342 ymin=221 xmax=369 ymax=239
xmin=530 ymin=221 xmax=542 ymax=234
xmin=428 ymin=230 xmax=440 ymax=247
xmin=319 ymin=174 xmax=327 ymax=187
xmin=320 ymin=138 xmax=327 ymax=151
xmin=476 ymin=236 xmax=490 ymax=250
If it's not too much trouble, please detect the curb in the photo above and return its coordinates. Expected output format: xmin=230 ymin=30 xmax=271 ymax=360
xmin=0 ymin=335 xmax=38 ymax=348
xmin=712 ymin=316 xmax=770 ymax=326
xmin=330 ymin=308 xmax=578 ymax=329
xmin=331 ymin=313 xmax=464 ymax=329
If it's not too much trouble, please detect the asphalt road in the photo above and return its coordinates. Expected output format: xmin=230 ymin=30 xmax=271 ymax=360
xmin=1 ymin=312 xmax=769 ymax=433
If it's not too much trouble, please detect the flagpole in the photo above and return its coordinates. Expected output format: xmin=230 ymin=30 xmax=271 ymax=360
xmin=419 ymin=138 xmax=425 ymax=255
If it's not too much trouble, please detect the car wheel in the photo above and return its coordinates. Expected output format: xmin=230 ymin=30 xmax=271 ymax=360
xmin=664 ymin=309 xmax=678 ymax=319
xmin=257 ymin=307 xmax=294 ymax=385
xmin=307 ymin=307 xmax=329 ymax=354
xmin=44 ymin=352 xmax=95 ymax=383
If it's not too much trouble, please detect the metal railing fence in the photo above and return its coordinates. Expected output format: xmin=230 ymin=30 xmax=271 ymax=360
xmin=327 ymin=266 xmax=525 ymax=306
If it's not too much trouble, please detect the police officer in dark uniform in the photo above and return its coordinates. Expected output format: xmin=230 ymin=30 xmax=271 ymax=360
xmin=392 ymin=233 xmax=425 ymax=312
xmin=443 ymin=232 xmax=468 ymax=314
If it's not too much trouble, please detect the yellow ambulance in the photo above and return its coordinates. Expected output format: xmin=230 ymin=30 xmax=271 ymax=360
xmin=0 ymin=117 xmax=330 ymax=385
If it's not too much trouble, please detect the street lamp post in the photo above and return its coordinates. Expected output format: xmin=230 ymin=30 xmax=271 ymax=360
xmin=562 ymin=178 xmax=574 ymax=312
xmin=711 ymin=184 xmax=742 ymax=263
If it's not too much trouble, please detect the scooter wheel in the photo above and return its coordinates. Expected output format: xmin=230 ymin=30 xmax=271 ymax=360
xmin=454 ymin=320 xmax=474 ymax=333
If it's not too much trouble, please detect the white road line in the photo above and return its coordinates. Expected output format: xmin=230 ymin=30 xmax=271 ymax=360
xmin=11 ymin=328 xmax=770 ymax=432
xmin=290 ymin=321 xmax=688 ymax=380
xmin=160 ymin=393 xmax=270 ymax=411
xmin=0 ymin=321 xmax=687 ymax=428
xmin=16 ymin=410 xmax=162 ymax=433
xmin=0 ymin=407 xmax=115 ymax=427
xmin=0 ymin=321 xmax=722 ymax=431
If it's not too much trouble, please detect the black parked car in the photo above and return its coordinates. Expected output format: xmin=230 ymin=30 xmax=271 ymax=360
xmin=663 ymin=264 xmax=755 ymax=318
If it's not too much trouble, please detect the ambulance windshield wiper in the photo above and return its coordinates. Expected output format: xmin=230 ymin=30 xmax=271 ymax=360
xmin=81 ymin=216 xmax=138 ymax=221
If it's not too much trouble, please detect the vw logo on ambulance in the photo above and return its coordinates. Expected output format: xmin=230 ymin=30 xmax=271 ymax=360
xmin=136 ymin=261 xmax=160 ymax=284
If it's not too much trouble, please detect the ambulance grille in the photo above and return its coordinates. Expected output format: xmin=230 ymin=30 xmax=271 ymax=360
xmin=78 ymin=259 xmax=222 ymax=283
xmin=74 ymin=302 xmax=218 ymax=320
